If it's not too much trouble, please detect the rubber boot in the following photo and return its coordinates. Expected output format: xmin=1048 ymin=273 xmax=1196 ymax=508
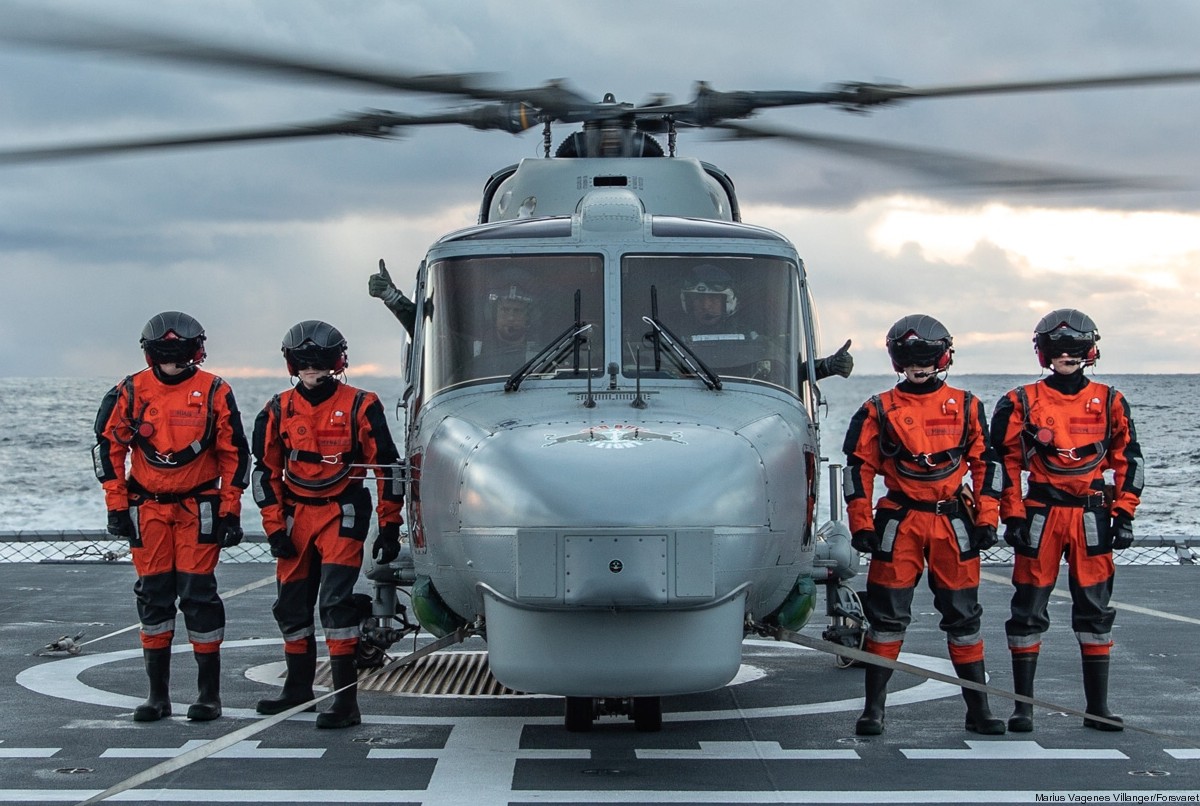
xmin=1008 ymin=653 xmax=1038 ymax=732
xmin=256 ymin=637 xmax=318 ymax=715
xmin=316 ymin=655 xmax=362 ymax=729
xmin=854 ymin=663 xmax=893 ymax=736
xmin=187 ymin=651 xmax=222 ymax=721
xmin=1082 ymin=656 xmax=1123 ymax=731
xmin=133 ymin=647 xmax=172 ymax=722
xmin=954 ymin=660 xmax=1006 ymax=735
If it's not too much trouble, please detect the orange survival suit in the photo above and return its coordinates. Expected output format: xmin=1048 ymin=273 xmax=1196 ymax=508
xmin=251 ymin=379 xmax=403 ymax=660
xmin=843 ymin=378 xmax=1002 ymax=665
xmin=93 ymin=365 xmax=251 ymax=652
xmin=991 ymin=371 xmax=1143 ymax=659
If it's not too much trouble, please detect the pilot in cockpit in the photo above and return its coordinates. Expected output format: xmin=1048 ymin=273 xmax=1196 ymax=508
xmin=469 ymin=273 xmax=541 ymax=377
xmin=677 ymin=264 xmax=853 ymax=382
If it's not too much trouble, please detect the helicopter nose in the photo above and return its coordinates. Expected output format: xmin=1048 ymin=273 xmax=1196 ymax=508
xmin=455 ymin=422 xmax=768 ymax=528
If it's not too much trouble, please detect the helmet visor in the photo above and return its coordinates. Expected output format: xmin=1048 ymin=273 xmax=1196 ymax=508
xmin=891 ymin=337 xmax=946 ymax=368
xmin=1041 ymin=329 xmax=1096 ymax=358
xmin=144 ymin=335 xmax=202 ymax=365
xmin=287 ymin=343 xmax=343 ymax=371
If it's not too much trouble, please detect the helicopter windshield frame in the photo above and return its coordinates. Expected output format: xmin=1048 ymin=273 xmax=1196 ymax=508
xmin=619 ymin=253 xmax=803 ymax=392
xmin=421 ymin=253 xmax=606 ymax=396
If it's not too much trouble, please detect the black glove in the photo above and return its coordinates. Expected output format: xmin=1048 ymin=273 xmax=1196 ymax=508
xmin=217 ymin=514 xmax=244 ymax=548
xmin=850 ymin=528 xmax=881 ymax=554
xmin=815 ymin=339 xmax=854 ymax=380
xmin=267 ymin=529 xmax=297 ymax=559
xmin=970 ymin=523 xmax=999 ymax=551
xmin=107 ymin=509 xmax=139 ymax=547
xmin=372 ymin=521 xmax=401 ymax=565
xmin=1111 ymin=512 xmax=1135 ymax=550
xmin=1003 ymin=517 xmax=1030 ymax=548
xmin=368 ymin=258 xmax=397 ymax=299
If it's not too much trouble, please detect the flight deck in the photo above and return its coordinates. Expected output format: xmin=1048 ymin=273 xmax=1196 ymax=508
xmin=2 ymin=560 xmax=1197 ymax=805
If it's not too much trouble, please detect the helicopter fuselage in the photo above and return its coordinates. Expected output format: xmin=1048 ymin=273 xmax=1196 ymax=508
xmin=401 ymin=156 xmax=824 ymax=697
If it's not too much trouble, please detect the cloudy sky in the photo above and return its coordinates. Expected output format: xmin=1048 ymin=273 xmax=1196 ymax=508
xmin=2 ymin=0 xmax=1199 ymax=378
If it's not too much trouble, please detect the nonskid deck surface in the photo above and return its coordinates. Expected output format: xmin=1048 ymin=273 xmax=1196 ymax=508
xmin=2 ymin=562 xmax=1198 ymax=804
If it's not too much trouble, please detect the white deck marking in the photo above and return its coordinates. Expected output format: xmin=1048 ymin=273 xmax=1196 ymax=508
xmin=17 ymin=637 xmax=958 ymax=724
xmin=903 ymin=740 xmax=1127 ymax=759
xmin=0 ymin=740 xmax=58 ymax=758
xmin=1167 ymin=748 xmax=1200 ymax=758
xmin=637 ymin=740 xmax=859 ymax=760
xmin=1 ymin=789 xmax=1191 ymax=803
xmin=101 ymin=739 xmax=324 ymax=759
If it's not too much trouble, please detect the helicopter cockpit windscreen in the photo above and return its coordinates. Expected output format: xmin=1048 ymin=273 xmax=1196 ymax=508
xmin=621 ymin=255 xmax=802 ymax=391
xmin=423 ymin=254 xmax=605 ymax=394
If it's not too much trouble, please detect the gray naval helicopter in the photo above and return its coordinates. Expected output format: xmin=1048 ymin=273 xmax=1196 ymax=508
xmin=4 ymin=15 xmax=1198 ymax=731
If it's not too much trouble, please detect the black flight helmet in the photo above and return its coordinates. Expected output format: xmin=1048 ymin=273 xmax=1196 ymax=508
xmin=141 ymin=311 xmax=207 ymax=367
xmin=885 ymin=314 xmax=954 ymax=372
xmin=282 ymin=320 xmax=348 ymax=375
xmin=1034 ymin=308 xmax=1100 ymax=368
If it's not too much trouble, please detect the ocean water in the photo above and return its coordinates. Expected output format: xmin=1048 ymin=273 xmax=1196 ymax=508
xmin=0 ymin=374 xmax=1194 ymax=536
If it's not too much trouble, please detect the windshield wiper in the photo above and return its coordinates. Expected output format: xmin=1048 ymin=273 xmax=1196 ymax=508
xmin=641 ymin=316 xmax=722 ymax=390
xmin=505 ymin=290 xmax=592 ymax=392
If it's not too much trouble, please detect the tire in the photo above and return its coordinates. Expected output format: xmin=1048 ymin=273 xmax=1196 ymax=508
xmin=632 ymin=696 xmax=662 ymax=732
xmin=564 ymin=696 xmax=594 ymax=732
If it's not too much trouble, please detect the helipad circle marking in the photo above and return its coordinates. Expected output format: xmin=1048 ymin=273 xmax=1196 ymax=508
xmin=16 ymin=637 xmax=959 ymax=724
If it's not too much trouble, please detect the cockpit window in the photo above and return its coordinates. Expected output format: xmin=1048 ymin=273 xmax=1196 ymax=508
xmin=620 ymin=255 xmax=802 ymax=391
xmin=423 ymin=254 xmax=605 ymax=394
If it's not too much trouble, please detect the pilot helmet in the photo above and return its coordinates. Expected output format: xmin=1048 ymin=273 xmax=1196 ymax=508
xmin=1034 ymin=308 xmax=1100 ymax=368
xmin=680 ymin=264 xmax=737 ymax=318
xmin=141 ymin=311 xmax=207 ymax=367
xmin=885 ymin=314 xmax=953 ymax=372
xmin=282 ymin=319 xmax=348 ymax=375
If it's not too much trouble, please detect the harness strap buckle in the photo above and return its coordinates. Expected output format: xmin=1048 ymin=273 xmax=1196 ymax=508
xmin=154 ymin=451 xmax=177 ymax=466
xmin=321 ymin=453 xmax=343 ymax=465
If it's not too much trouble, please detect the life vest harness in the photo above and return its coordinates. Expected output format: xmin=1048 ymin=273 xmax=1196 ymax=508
xmin=127 ymin=476 xmax=219 ymax=504
xmin=1015 ymin=384 xmax=1116 ymax=477
xmin=884 ymin=489 xmax=961 ymax=515
xmin=1026 ymin=481 xmax=1108 ymax=511
xmin=119 ymin=374 xmax=223 ymax=470
xmin=270 ymin=388 xmax=367 ymax=493
xmin=871 ymin=390 xmax=973 ymax=483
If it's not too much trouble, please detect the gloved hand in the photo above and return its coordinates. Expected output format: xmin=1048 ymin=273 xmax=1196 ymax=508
xmin=850 ymin=528 xmax=881 ymax=554
xmin=217 ymin=514 xmax=244 ymax=548
xmin=1111 ymin=512 xmax=1135 ymax=550
xmin=372 ymin=521 xmax=401 ymax=565
xmin=368 ymin=258 xmax=404 ymax=307
xmin=1003 ymin=517 xmax=1030 ymax=548
xmin=815 ymin=339 xmax=854 ymax=380
xmin=970 ymin=523 xmax=999 ymax=551
xmin=107 ymin=509 xmax=140 ymax=547
xmin=267 ymin=529 xmax=297 ymax=559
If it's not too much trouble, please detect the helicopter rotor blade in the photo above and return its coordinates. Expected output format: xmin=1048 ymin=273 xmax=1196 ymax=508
xmin=0 ymin=6 xmax=503 ymax=100
xmin=0 ymin=104 xmax=538 ymax=166
xmin=714 ymin=121 xmax=1165 ymax=192
xmin=831 ymin=70 xmax=1200 ymax=110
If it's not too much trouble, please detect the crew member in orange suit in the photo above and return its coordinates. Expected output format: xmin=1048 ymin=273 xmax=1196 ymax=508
xmin=991 ymin=308 xmax=1143 ymax=732
xmin=93 ymin=311 xmax=251 ymax=722
xmin=252 ymin=320 xmax=404 ymax=729
xmin=843 ymin=314 xmax=1004 ymax=736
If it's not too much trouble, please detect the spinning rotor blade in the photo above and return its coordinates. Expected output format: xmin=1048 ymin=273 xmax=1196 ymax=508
xmin=832 ymin=70 xmax=1200 ymax=109
xmin=716 ymin=121 xmax=1162 ymax=192
xmin=0 ymin=104 xmax=537 ymax=166
xmin=0 ymin=7 xmax=499 ymax=99
xmin=636 ymin=69 xmax=1200 ymax=126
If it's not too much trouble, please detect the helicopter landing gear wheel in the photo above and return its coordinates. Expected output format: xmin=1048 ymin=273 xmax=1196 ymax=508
xmin=631 ymin=696 xmax=662 ymax=732
xmin=564 ymin=696 xmax=595 ymax=732
xmin=822 ymin=583 xmax=866 ymax=669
